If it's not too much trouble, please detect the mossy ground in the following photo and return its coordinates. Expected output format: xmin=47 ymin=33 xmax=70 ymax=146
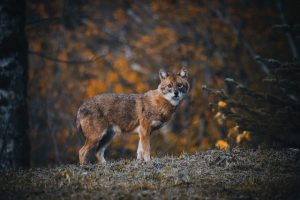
xmin=1 ymin=148 xmax=300 ymax=199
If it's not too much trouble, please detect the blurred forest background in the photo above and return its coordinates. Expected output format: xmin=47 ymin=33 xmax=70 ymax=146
xmin=25 ymin=0 xmax=299 ymax=166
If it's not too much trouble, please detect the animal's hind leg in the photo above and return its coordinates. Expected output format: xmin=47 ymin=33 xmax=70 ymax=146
xmin=78 ymin=117 xmax=108 ymax=165
xmin=79 ymin=138 xmax=100 ymax=165
xmin=95 ymin=127 xmax=116 ymax=164
xmin=79 ymin=128 xmax=108 ymax=165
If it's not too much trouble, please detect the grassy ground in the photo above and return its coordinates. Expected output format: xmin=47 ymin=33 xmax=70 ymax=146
xmin=1 ymin=148 xmax=300 ymax=200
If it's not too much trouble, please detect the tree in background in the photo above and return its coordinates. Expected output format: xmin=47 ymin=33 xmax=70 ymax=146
xmin=0 ymin=0 xmax=30 ymax=170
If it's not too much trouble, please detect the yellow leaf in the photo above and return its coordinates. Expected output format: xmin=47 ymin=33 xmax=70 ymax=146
xmin=236 ymin=131 xmax=251 ymax=144
xmin=215 ymin=140 xmax=229 ymax=150
xmin=218 ymin=101 xmax=227 ymax=107
xmin=227 ymin=125 xmax=239 ymax=138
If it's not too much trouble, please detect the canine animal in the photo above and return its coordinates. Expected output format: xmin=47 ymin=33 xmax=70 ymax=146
xmin=76 ymin=68 xmax=189 ymax=164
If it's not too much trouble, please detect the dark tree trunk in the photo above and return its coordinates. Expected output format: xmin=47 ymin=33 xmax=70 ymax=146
xmin=0 ymin=0 xmax=30 ymax=170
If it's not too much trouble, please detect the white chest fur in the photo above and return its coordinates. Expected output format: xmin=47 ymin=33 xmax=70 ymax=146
xmin=151 ymin=120 xmax=164 ymax=128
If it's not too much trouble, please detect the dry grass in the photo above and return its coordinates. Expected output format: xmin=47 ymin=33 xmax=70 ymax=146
xmin=1 ymin=148 xmax=300 ymax=200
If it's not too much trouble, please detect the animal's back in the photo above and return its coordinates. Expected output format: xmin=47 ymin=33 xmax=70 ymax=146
xmin=77 ymin=93 xmax=141 ymax=134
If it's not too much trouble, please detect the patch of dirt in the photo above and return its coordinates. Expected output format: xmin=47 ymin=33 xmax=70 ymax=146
xmin=1 ymin=148 xmax=300 ymax=199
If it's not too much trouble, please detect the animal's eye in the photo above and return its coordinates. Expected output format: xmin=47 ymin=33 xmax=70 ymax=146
xmin=167 ymin=84 xmax=172 ymax=88
xmin=178 ymin=84 xmax=183 ymax=88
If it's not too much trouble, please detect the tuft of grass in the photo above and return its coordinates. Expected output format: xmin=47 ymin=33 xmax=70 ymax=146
xmin=1 ymin=148 xmax=300 ymax=199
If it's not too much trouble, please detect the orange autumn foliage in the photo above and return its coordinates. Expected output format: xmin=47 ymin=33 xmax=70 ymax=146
xmin=86 ymin=79 xmax=107 ymax=98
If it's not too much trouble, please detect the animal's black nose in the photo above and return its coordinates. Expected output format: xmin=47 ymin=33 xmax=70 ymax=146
xmin=174 ymin=91 xmax=179 ymax=97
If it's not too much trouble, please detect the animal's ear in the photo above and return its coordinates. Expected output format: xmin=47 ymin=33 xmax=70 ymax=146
xmin=178 ymin=67 xmax=188 ymax=79
xmin=159 ymin=69 xmax=169 ymax=80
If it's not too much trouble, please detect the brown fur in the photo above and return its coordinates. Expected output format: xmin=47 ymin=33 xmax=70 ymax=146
xmin=77 ymin=68 xmax=189 ymax=164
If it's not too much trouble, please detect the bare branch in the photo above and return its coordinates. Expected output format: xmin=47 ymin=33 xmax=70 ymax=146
xmin=28 ymin=50 xmax=107 ymax=65
xmin=202 ymin=85 xmax=228 ymax=100
xmin=255 ymin=56 xmax=282 ymax=69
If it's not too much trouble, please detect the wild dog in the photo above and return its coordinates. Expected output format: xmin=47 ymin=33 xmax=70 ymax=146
xmin=76 ymin=68 xmax=189 ymax=164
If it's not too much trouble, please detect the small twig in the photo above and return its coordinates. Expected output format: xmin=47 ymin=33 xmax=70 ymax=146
xmin=215 ymin=156 xmax=226 ymax=166
xmin=255 ymin=56 xmax=282 ymax=69
xmin=202 ymin=85 xmax=229 ymax=100
xmin=28 ymin=50 xmax=106 ymax=65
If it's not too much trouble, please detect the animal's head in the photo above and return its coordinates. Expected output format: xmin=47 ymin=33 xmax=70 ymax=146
xmin=158 ymin=67 xmax=190 ymax=106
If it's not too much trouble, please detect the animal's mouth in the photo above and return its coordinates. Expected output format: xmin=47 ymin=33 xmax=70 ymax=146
xmin=172 ymin=96 xmax=179 ymax=100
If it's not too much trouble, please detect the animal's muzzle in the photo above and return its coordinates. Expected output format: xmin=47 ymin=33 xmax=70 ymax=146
xmin=174 ymin=91 xmax=179 ymax=97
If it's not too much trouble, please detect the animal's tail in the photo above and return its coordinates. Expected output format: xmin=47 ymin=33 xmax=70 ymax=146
xmin=75 ymin=112 xmax=84 ymax=143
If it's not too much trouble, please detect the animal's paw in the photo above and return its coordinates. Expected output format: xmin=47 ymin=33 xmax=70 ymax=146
xmin=143 ymin=155 xmax=151 ymax=162
xmin=97 ymin=158 xmax=107 ymax=165
xmin=137 ymin=151 xmax=143 ymax=160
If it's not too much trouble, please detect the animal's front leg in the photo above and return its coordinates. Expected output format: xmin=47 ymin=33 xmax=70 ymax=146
xmin=137 ymin=139 xmax=143 ymax=160
xmin=138 ymin=126 xmax=151 ymax=162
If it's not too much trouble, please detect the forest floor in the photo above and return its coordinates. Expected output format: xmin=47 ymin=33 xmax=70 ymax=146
xmin=0 ymin=148 xmax=300 ymax=200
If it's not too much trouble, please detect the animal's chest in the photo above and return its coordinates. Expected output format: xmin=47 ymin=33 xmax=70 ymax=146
xmin=140 ymin=98 xmax=175 ymax=130
xmin=144 ymin=110 xmax=173 ymax=130
xmin=151 ymin=120 xmax=165 ymax=129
